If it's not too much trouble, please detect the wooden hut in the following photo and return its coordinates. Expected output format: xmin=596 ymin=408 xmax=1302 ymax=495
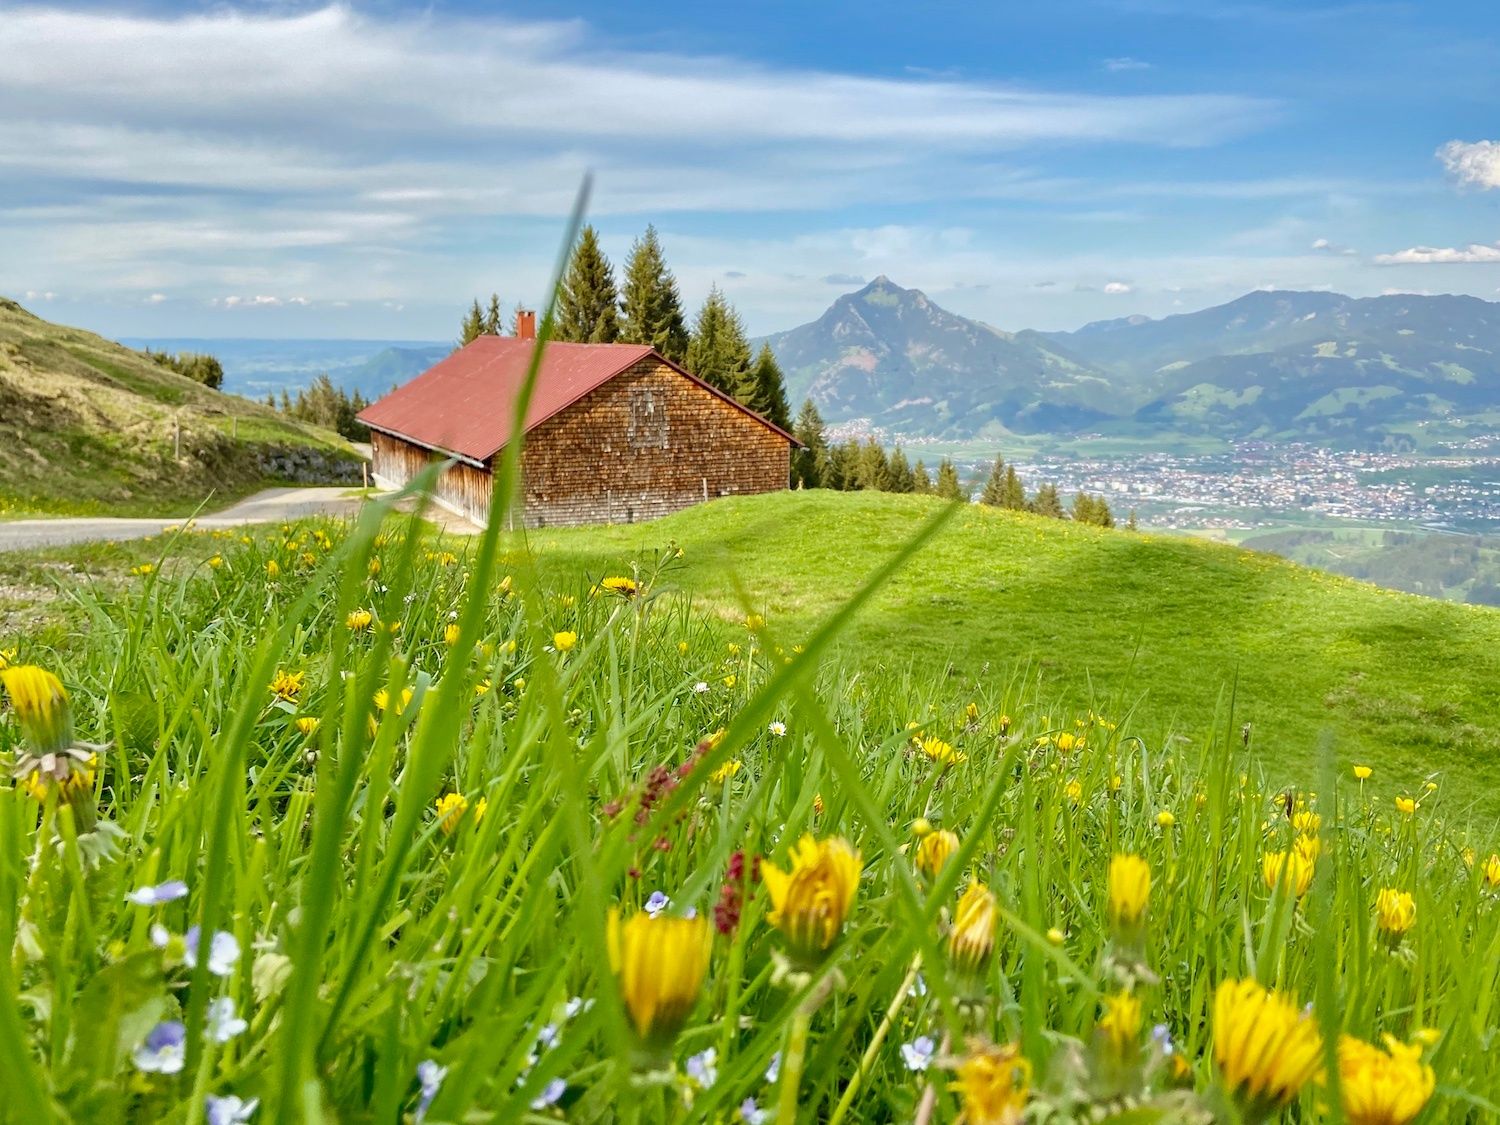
xmin=357 ymin=317 xmax=798 ymax=528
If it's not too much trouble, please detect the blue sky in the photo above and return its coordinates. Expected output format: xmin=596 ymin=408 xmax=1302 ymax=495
xmin=3 ymin=0 xmax=1498 ymax=340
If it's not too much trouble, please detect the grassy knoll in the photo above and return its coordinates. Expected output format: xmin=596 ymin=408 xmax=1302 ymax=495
xmin=0 ymin=492 xmax=1493 ymax=1122
xmin=0 ymin=297 xmax=358 ymax=517
xmin=530 ymin=490 xmax=1500 ymax=829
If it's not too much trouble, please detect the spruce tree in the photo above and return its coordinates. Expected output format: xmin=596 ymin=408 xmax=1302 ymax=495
xmin=619 ymin=225 xmax=688 ymax=362
xmin=1001 ymin=465 xmax=1027 ymax=510
xmin=747 ymin=344 xmax=792 ymax=431
xmin=912 ymin=459 xmax=933 ymax=494
xmin=791 ymin=399 xmax=829 ymax=489
xmin=855 ymin=438 xmax=893 ymax=491
xmin=1126 ymin=508 xmax=1139 ymax=531
xmin=828 ymin=439 xmax=861 ymax=491
xmin=887 ymin=446 xmax=915 ymax=493
xmin=459 ymin=299 xmax=485 ymax=346
xmin=686 ymin=286 xmax=752 ymax=398
xmin=1033 ymin=482 xmax=1066 ymax=518
xmin=979 ymin=454 xmax=1007 ymax=506
xmin=1071 ymin=493 xmax=1114 ymax=526
xmin=936 ymin=458 xmax=967 ymax=501
xmin=557 ymin=226 xmax=620 ymax=343
xmin=482 ymin=294 xmax=503 ymax=336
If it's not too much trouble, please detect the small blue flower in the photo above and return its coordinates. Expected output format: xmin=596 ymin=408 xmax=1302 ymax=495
xmin=644 ymin=891 xmax=670 ymax=917
xmin=1150 ymin=1023 xmax=1175 ymax=1054
xmin=415 ymin=1059 xmax=446 ymax=1123
xmin=563 ymin=996 xmax=592 ymax=1020
xmin=207 ymin=997 xmax=248 ymax=1043
xmin=162 ymin=926 xmax=241 ymax=976
xmin=740 ymin=1096 xmax=770 ymax=1124
xmin=205 ymin=1094 xmax=259 ymax=1125
xmin=535 ymin=1023 xmax=559 ymax=1051
xmin=764 ymin=1051 xmax=781 ymax=1083
xmin=530 ymin=1077 xmax=567 ymax=1110
xmin=900 ymin=1035 xmax=936 ymax=1072
xmin=908 ymin=973 xmax=928 ymax=998
xmin=126 ymin=880 xmax=189 ymax=906
xmin=134 ymin=1021 xmax=186 ymax=1074
xmin=685 ymin=1046 xmax=717 ymax=1089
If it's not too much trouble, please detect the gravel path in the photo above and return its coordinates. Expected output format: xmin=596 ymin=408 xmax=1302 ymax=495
xmin=0 ymin=487 xmax=365 ymax=553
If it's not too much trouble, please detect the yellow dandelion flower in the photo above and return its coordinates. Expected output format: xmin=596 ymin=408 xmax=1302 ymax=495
xmin=606 ymin=909 xmax=711 ymax=1049
xmin=1262 ymin=849 xmax=1315 ymax=899
xmin=373 ymin=687 xmax=414 ymax=715
xmin=368 ymin=557 xmax=382 ymax=576
xmin=1338 ymin=1034 xmax=1435 ymax=1125
xmin=265 ymin=559 xmax=280 ymax=578
xmin=269 ymin=669 xmax=305 ymax=702
xmin=130 ymin=563 xmax=154 ymax=577
xmin=722 ymin=674 xmax=736 ymax=688
xmin=444 ymin=623 xmax=462 ymax=646
xmin=435 ymin=792 xmax=485 ymax=835
xmin=1291 ymin=810 xmax=1322 ymax=835
xmin=599 ymin=575 xmax=638 ymax=598
xmin=1483 ymin=853 xmax=1500 ymax=889
xmin=1395 ymin=796 xmax=1417 ymax=816
xmin=0 ymin=648 xmax=16 ymax=671
xmin=1107 ymin=854 xmax=1151 ymax=930
xmin=207 ymin=555 xmax=224 ymax=569
xmin=1156 ymin=809 xmax=1176 ymax=829
xmin=1046 ymin=927 xmax=1066 ymax=945
xmin=295 ymin=716 xmax=320 ymax=737
xmin=1212 ymin=978 xmax=1323 ymax=1115
xmin=1354 ymin=764 xmax=1373 ymax=780
xmin=920 ymin=735 xmax=966 ymax=766
xmin=744 ymin=613 xmax=765 ymax=631
xmin=1065 ymin=778 xmax=1083 ymax=804
xmin=710 ymin=759 xmax=741 ymax=784
xmin=949 ymin=882 xmax=998 ymax=980
xmin=553 ymin=630 xmax=578 ymax=653
xmin=915 ymin=829 xmax=960 ymax=882
xmin=346 ymin=608 xmax=374 ymax=631
xmin=1375 ymin=888 xmax=1416 ymax=938
xmin=677 ymin=641 xmax=689 ymax=655
xmin=1055 ymin=731 xmax=1078 ymax=753
xmin=761 ymin=835 xmax=862 ymax=966
xmin=1097 ymin=991 xmax=1142 ymax=1059
xmin=950 ymin=1040 xmax=1030 ymax=1125
xmin=474 ymin=678 xmax=492 ymax=697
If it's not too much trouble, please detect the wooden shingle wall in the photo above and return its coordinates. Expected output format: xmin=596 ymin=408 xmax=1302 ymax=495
xmin=519 ymin=357 xmax=789 ymax=528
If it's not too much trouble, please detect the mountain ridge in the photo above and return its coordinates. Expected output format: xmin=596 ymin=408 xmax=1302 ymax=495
xmin=757 ymin=281 xmax=1500 ymax=446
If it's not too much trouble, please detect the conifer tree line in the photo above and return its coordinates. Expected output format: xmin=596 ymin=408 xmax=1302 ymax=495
xmin=790 ymin=404 xmax=1124 ymax=526
xmin=456 ymin=224 xmax=792 ymax=432
xmin=143 ymin=348 xmax=224 ymax=390
xmin=264 ymin=375 xmax=371 ymax=442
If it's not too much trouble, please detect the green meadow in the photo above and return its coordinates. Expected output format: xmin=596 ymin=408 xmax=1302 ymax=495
xmin=0 ymin=484 xmax=1495 ymax=1123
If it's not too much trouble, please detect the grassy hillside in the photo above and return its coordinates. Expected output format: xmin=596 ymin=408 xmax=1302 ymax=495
xmin=0 ymin=493 xmax=1493 ymax=1120
xmin=530 ymin=490 xmax=1500 ymax=827
xmin=0 ymin=297 xmax=359 ymax=517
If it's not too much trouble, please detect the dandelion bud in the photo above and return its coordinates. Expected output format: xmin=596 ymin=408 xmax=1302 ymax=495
xmin=761 ymin=835 xmax=862 ymax=968
xmin=1096 ymin=990 xmax=1142 ymax=1062
xmin=914 ymin=829 xmax=960 ymax=882
xmin=4 ymin=666 xmax=99 ymax=826
xmin=948 ymin=882 xmax=998 ymax=982
xmin=3 ymin=665 xmax=71 ymax=754
xmin=1262 ymin=849 xmax=1315 ymax=899
xmin=606 ymin=909 xmax=710 ymax=1059
xmin=1106 ymin=854 xmax=1151 ymax=931
xmin=1375 ymin=888 xmax=1416 ymax=940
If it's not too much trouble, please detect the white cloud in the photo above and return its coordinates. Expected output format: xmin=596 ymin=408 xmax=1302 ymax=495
xmin=1310 ymin=237 xmax=1357 ymax=255
xmin=1103 ymin=281 xmax=1133 ymax=294
xmin=145 ymin=293 xmax=167 ymax=304
xmin=1103 ymin=57 xmax=1153 ymax=72
xmin=23 ymin=290 xmax=57 ymax=301
xmin=1437 ymin=140 xmax=1500 ymax=190
xmin=215 ymin=295 xmax=288 ymax=308
xmin=1373 ymin=242 xmax=1500 ymax=265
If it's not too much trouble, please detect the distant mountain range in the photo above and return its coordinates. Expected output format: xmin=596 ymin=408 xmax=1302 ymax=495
xmin=758 ymin=279 xmax=1500 ymax=447
xmin=119 ymin=337 xmax=448 ymax=401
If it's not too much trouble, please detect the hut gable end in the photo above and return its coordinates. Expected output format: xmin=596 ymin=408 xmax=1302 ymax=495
xmin=521 ymin=356 xmax=789 ymax=527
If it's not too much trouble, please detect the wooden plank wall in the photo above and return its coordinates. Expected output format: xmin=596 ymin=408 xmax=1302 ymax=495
xmin=369 ymin=430 xmax=495 ymax=525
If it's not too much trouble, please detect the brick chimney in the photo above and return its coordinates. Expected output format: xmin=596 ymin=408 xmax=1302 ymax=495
xmin=516 ymin=309 xmax=537 ymax=340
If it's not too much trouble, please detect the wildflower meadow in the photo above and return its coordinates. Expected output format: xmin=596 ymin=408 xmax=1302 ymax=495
xmin=2 ymin=279 xmax=1497 ymax=1124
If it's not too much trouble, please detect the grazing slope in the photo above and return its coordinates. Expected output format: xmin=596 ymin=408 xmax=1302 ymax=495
xmin=0 ymin=298 xmax=358 ymax=516
xmin=533 ymin=489 xmax=1500 ymax=826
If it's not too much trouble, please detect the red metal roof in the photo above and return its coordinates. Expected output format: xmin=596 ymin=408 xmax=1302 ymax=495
xmin=356 ymin=336 xmax=798 ymax=463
